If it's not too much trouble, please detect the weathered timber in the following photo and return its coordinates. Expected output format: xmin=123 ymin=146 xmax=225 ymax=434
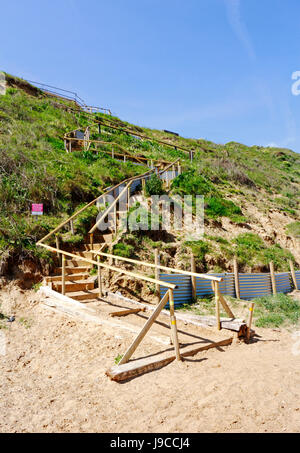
xmin=106 ymin=337 xmax=233 ymax=382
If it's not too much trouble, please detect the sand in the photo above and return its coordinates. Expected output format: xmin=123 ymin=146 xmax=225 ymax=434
xmin=0 ymin=285 xmax=300 ymax=433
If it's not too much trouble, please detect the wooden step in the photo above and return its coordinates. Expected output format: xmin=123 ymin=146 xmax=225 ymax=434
xmin=53 ymin=266 xmax=91 ymax=275
xmin=52 ymin=280 xmax=95 ymax=293
xmin=78 ymin=243 xmax=105 ymax=251
xmin=67 ymin=288 xmax=101 ymax=301
xmin=45 ymin=273 xmax=89 ymax=283
xmin=68 ymin=250 xmax=94 ymax=260
xmin=61 ymin=260 xmax=92 ymax=268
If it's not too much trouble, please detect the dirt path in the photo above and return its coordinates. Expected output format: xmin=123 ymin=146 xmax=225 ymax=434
xmin=0 ymin=286 xmax=300 ymax=433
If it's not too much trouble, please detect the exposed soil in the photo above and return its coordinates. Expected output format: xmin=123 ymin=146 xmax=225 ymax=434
xmin=0 ymin=285 xmax=300 ymax=433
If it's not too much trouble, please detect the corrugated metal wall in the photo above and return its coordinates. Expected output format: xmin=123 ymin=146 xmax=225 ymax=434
xmin=238 ymin=273 xmax=272 ymax=300
xmin=160 ymin=270 xmax=297 ymax=305
xmin=159 ymin=272 xmax=235 ymax=306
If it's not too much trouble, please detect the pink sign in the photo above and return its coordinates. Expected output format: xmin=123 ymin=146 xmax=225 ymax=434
xmin=32 ymin=203 xmax=43 ymax=215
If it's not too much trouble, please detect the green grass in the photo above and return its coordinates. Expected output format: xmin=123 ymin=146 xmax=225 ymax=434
xmin=0 ymin=77 xmax=145 ymax=263
xmin=177 ymin=292 xmax=300 ymax=328
xmin=113 ymin=242 xmax=135 ymax=258
xmin=253 ymin=293 xmax=300 ymax=327
xmin=1 ymin=73 xmax=299 ymax=276
xmin=114 ymin=353 xmax=123 ymax=364
xmin=286 ymin=221 xmax=300 ymax=238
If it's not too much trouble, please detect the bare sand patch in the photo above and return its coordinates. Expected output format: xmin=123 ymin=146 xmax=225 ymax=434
xmin=0 ymin=285 xmax=300 ymax=433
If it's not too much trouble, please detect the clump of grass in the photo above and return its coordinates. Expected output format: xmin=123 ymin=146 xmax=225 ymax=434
xmin=114 ymin=353 xmax=123 ymax=364
xmin=233 ymin=233 xmax=294 ymax=271
xmin=286 ymin=221 xmax=300 ymax=238
xmin=145 ymin=173 xmax=165 ymax=196
xmin=253 ymin=293 xmax=300 ymax=327
xmin=113 ymin=242 xmax=135 ymax=258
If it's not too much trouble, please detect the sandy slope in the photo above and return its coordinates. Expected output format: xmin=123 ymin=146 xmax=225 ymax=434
xmin=0 ymin=286 xmax=300 ymax=433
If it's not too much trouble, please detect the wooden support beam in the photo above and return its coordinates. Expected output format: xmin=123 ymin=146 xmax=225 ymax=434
xmin=218 ymin=291 xmax=235 ymax=319
xmin=289 ymin=260 xmax=298 ymax=290
xmin=169 ymin=289 xmax=181 ymax=361
xmin=191 ymin=254 xmax=196 ymax=301
xmin=214 ymin=281 xmax=221 ymax=330
xmin=269 ymin=261 xmax=277 ymax=295
xmin=246 ymin=302 xmax=255 ymax=343
xmin=55 ymin=235 xmax=61 ymax=265
xmin=233 ymin=257 xmax=240 ymax=299
xmin=155 ymin=249 xmax=160 ymax=299
xmin=70 ymin=219 xmax=74 ymax=235
xmin=110 ymin=307 xmax=146 ymax=317
xmin=106 ymin=337 xmax=233 ymax=382
xmin=97 ymin=255 xmax=103 ymax=297
xmin=61 ymin=255 xmax=66 ymax=296
xmin=118 ymin=291 xmax=170 ymax=365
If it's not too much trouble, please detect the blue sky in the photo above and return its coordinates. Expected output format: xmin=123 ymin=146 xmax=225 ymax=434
xmin=1 ymin=0 xmax=300 ymax=152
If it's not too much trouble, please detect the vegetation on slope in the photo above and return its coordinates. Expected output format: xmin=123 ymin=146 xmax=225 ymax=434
xmin=1 ymin=74 xmax=299 ymax=280
xmin=0 ymin=76 xmax=145 ymax=272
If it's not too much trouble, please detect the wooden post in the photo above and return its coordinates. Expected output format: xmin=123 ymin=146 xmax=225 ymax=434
xmin=97 ymin=255 xmax=103 ymax=297
xmin=98 ymin=123 xmax=101 ymax=134
xmin=124 ymin=155 xmax=126 ymax=162
xmin=127 ymin=182 xmax=131 ymax=210
xmin=70 ymin=219 xmax=74 ymax=234
xmin=191 ymin=254 xmax=196 ymax=301
xmin=155 ymin=249 xmax=160 ymax=299
xmin=246 ymin=302 xmax=255 ymax=342
xmin=289 ymin=260 xmax=298 ymax=290
xmin=169 ymin=289 xmax=181 ymax=361
xmin=214 ymin=281 xmax=221 ymax=330
xmin=142 ymin=178 xmax=146 ymax=193
xmin=269 ymin=261 xmax=277 ymax=295
xmin=233 ymin=257 xmax=240 ymax=299
xmin=55 ymin=235 xmax=61 ymax=265
xmin=172 ymin=164 xmax=175 ymax=179
xmin=114 ymin=203 xmax=117 ymax=233
xmin=61 ymin=254 xmax=66 ymax=296
xmin=119 ymin=290 xmax=170 ymax=365
xmin=112 ymin=147 xmax=114 ymax=159
xmin=177 ymin=162 xmax=181 ymax=175
xmin=90 ymin=233 xmax=94 ymax=246
xmin=69 ymin=141 xmax=72 ymax=153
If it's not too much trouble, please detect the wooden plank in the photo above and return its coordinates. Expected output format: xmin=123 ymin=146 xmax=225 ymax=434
xmin=118 ymin=291 xmax=170 ymax=365
xmin=110 ymin=307 xmax=146 ymax=317
xmin=106 ymin=337 xmax=233 ymax=382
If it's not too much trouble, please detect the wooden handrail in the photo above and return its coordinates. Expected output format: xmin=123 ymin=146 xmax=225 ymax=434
xmin=37 ymin=243 xmax=177 ymax=290
xmin=38 ymin=167 xmax=156 ymax=244
xmin=96 ymin=119 xmax=192 ymax=154
xmin=92 ymin=250 xmax=223 ymax=282
xmin=89 ymin=181 xmax=131 ymax=234
xmin=64 ymin=135 xmax=174 ymax=166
